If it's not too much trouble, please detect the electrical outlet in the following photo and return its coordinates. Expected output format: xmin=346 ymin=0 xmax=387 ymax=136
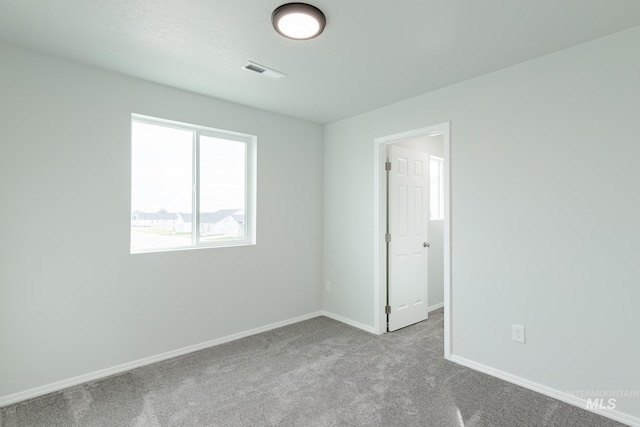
xmin=512 ymin=324 xmax=525 ymax=344
xmin=325 ymin=280 xmax=331 ymax=291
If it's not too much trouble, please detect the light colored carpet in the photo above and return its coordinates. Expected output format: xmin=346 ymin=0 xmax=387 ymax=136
xmin=0 ymin=309 xmax=624 ymax=426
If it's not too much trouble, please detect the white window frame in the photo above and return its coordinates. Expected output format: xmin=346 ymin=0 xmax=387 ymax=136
xmin=131 ymin=114 xmax=257 ymax=253
xmin=430 ymin=155 xmax=444 ymax=220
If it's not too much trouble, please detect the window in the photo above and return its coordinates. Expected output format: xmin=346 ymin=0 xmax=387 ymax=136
xmin=429 ymin=155 xmax=444 ymax=220
xmin=130 ymin=114 xmax=256 ymax=253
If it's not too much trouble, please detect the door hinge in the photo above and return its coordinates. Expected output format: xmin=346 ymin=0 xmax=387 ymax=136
xmin=385 ymin=233 xmax=391 ymax=243
xmin=385 ymin=161 xmax=391 ymax=171
xmin=385 ymin=305 xmax=391 ymax=315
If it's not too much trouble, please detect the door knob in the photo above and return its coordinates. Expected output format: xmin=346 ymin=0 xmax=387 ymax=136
xmin=423 ymin=242 xmax=430 ymax=248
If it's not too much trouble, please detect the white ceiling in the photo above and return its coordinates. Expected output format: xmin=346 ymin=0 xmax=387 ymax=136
xmin=1 ymin=1 xmax=640 ymax=123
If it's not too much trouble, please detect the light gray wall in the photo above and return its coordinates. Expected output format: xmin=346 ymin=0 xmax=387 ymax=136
xmin=395 ymin=135 xmax=445 ymax=309
xmin=323 ymin=26 xmax=640 ymax=419
xmin=0 ymin=43 xmax=323 ymax=399
xmin=395 ymin=135 xmax=443 ymax=157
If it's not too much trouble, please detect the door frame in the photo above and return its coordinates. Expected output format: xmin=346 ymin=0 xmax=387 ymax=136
xmin=373 ymin=122 xmax=452 ymax=360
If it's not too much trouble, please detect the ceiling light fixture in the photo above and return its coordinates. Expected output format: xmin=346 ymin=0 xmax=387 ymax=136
xmin=272 ymin=3 xmax=326 ymax=40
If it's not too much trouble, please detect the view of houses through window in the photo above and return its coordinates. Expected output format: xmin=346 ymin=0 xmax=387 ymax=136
xmin=131 ymin=115 xmax=254 ymax=252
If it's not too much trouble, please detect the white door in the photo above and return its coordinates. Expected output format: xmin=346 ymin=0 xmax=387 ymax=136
xmin=388 ymin=145 xmax=429 ymax=331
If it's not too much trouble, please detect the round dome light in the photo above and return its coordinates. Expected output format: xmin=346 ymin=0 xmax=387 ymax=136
xmin=272 ymin=3 xmax=326 ymax=40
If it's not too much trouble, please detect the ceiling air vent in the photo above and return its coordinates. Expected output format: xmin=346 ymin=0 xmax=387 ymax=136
xmin=245 ymin=63 xmax=265 ymax=73
xmin=242 ymin=61 xmax=286 ymax=80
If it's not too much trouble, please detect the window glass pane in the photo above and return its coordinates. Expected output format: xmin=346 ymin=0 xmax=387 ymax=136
xmin=199 ymin=136 xmax=246 ymax=242
xmin=131 ymin=121 xmax=193 ymax=251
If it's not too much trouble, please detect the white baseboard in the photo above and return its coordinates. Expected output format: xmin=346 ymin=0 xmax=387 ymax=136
xmin=428 ymin=301 xmax=444 ymax=312
xmin=450 ymin=355 xmax=639 ymax=427
xmin=321 ymin=311 xmax=379 ymax=335
xmin=0 ymin=311 xmax=324 ymax=408
xmin=322 ymin=306 xmax=442 ymax=335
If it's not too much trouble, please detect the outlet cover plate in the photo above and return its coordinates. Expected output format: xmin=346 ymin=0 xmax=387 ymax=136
xmin=512 ymin=324 xmax=526 ymax=344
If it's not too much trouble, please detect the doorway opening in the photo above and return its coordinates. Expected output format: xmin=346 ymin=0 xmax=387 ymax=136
xmin=373 ymin=122 xmax=451 ymax=359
